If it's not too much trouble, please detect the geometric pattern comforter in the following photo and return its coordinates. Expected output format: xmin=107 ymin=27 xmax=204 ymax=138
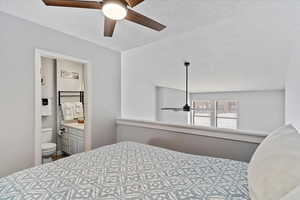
xmin=0 ymin=142 xmax=250 ymax=200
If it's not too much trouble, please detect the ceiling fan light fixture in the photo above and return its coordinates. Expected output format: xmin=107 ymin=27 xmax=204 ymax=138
xmin=103 ymin=0 xmax=128 ymax=20
xmin=41 ymin=0 xmax=166 ymax=37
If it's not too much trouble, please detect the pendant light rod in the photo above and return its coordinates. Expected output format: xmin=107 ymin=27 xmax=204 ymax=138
xmin=184 ymin=61 xmax=190 ymax=105
xmin=161 ymin=61 xmax=191 ymax=112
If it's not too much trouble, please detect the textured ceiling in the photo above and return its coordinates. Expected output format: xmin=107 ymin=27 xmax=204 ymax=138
xmin=0 ymin=0 xmax=239 ymax=51
xmin=123 ymin=1 xmax=300 ymax=92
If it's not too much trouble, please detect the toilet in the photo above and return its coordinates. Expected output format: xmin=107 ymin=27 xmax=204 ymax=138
xmin=41 ymin=128 xmax=56 ymax=163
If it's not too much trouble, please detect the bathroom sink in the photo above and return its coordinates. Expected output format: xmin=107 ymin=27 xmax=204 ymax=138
xmin=61 ymin=122 xmax=84 ymax=130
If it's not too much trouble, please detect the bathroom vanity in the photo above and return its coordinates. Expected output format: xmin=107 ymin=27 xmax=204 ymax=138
xmin=60 ymin=123 xmax=84 ymax=155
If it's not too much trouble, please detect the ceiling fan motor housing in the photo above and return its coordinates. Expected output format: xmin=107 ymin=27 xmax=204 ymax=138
xmin=184 ymin=62 xmax=190 ymax=67
xmin=183 ymin=104 xmax=191 ymax=112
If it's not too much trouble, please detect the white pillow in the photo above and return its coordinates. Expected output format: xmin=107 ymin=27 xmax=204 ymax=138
xmin=248 ymin=124 xmax=300 ymax=200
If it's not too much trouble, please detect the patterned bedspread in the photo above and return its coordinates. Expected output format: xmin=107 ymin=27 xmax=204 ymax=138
xmin=0 ymin=142 xmax=249 ymax=200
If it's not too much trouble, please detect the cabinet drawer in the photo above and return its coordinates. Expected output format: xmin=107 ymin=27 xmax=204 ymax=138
xmin=69 ymin=134 xmax=84 ymax=155
xmin=69 ymin=128 xmax=84 ymax=138
xmin=62 ymin=134 xmax=70 ymax=154
xmin=60 ymin=125 xmax=84 ymax=155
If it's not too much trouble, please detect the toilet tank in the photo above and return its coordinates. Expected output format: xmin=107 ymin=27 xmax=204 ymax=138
xmin=42 ymin=128 xmax=53 ymax=143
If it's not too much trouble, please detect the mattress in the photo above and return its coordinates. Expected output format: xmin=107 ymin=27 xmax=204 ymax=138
xmin=0 ymin=142 xmax=249 ymax=200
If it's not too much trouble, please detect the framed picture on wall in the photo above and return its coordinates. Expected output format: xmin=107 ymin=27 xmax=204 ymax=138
xmin=61 ymin=70 xmax=79 ymax=80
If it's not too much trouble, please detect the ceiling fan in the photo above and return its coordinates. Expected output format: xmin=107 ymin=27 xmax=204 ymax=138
xmin=161 ymin=61 xmax=196 ymax=112
xmin=42 ymin=0 xmax=166 ymax=37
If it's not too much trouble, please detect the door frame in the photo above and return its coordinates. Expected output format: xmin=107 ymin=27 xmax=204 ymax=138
xmin=34 ymin=49 xmax=92 ymax=166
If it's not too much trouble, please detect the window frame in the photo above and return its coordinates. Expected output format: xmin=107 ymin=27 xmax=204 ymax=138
xmin=215 ymin=100 xmax=239 ymax=129
xmin=191 ymin=99 xmax=239 ymax=129
xmin=191 ymin=100 xmax=214 ymax=127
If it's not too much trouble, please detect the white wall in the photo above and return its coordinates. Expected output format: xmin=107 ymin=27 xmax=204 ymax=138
xmin=0 ymin=12 xmax=121 ymax=176
xmin=41 ymin=57 xmax=56 ymax=99
xmin=191 ymin=90 xmax=285 ymax=132
xmin=156 ymin=87 xmax=188 ymax=124
xmin=57 ymin=59 xmax=84 ymax=91
xmin=285 ymin=36 xmax=300 ymax=131
xmin=155 ymin=88 xmax=285 ymax=131
xmin=117 ymin=121 xmax=265 ymax=162
xmin=121 ymin=2 xmax=294 ymax=122
xmin=41 ymin=57 xmax=57 ymax=145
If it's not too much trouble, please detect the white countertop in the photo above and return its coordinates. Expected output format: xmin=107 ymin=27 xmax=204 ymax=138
xmin=61 ymin=122 xmax=84 ymax=130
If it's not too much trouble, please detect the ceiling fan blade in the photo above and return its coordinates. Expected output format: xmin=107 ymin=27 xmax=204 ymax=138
xmin=161 ymin=108 xmax=183 ymax=112
xmin=124 ymin=0 xmax=144 ymax=7
xmin=104 ymin=17 xmax=116 ymax=37
xmin=42 ymin=0 xmax=103 ymax=9
xmin=125 ymin=9 xmax=166 ymax=31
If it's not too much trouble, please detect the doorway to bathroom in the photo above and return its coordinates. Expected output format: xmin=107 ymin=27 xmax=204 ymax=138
xmin=34 ymin=49 xmax=92 ymax=165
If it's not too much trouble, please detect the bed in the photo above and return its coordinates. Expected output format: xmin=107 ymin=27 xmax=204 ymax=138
xmin=0 ymin=142 xmax=249 ymax=200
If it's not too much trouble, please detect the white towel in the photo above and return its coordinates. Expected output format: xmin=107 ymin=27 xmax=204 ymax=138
xmin=61 ymin=102 xmax=74 ymax=121
xmin=73 ymin=102 xmax=84 ymax=119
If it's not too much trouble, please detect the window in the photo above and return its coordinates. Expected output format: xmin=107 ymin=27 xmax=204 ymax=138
xmin=192 ymin=100 xmax=213 ymax=127
xmin=216 ymin=100 xmax=239 ymax=129
xmin=192 ymin=100 xmax=239 ymax=129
